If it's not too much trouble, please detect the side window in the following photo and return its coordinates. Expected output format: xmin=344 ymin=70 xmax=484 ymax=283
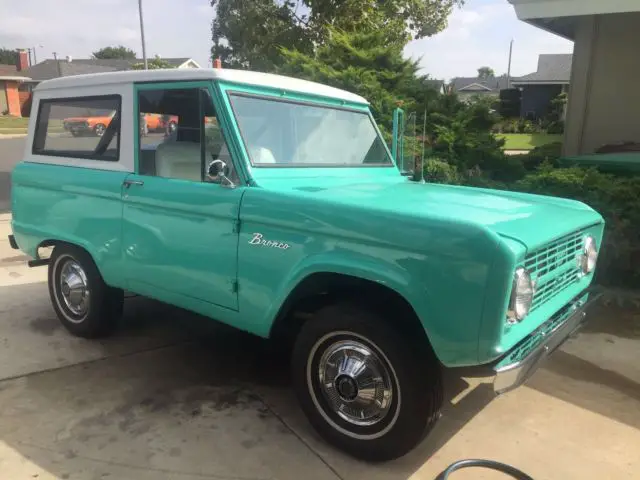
xmin=137 ymin=87 xmax=236 ymax=183
xmin=32 ymin=95 xmax=121 ymax=161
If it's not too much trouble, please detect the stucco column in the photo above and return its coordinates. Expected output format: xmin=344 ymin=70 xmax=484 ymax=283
xmin=563 ymin=16 xmax=598 ymax=156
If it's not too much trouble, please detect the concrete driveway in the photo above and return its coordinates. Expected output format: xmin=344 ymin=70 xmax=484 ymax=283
xmin=1 ymin=214 xmax=639 ymax=479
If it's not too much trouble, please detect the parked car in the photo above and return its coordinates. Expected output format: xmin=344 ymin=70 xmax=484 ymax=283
xmin=63 ymin=111 xmax=115 ymax=137
xmin=9 ymin=69 xmax=604 ymax=461
xmin=140 ymin=113 xmax=178 ymax=136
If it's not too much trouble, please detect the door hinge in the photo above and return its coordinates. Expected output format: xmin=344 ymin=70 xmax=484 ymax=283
xmin=233 ymin=219 xmax=241 ymax=234
xmin=231 ymin=280 xmax=239 ymax=294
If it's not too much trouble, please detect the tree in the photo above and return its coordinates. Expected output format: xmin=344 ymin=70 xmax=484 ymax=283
xmin=477 ymin=66 xmax=495 ymax=79
xmin=130 ymin=58 xmax=174 ymax=70
xmin=277 ymin=27 xmax=433 ymax=133
xmin=210 ymin=0 xmax=464 ymax=71
xmin=0 ymin=47 xmax=17 ymax=65
xmin=92 ymin=46 xmax=137 ymax=60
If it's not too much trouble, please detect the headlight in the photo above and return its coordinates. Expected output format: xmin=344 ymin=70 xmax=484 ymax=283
xmin=508 ymin=268 xmax=534 ymax=322
xmin=580 ymin=236 xmax=598 ymax=274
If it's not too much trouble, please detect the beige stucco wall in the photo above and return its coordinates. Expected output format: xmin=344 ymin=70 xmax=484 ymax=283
xmin=564 ymin=12 xmax=640 ymax=155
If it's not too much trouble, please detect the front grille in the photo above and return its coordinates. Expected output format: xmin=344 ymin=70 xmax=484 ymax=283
xmin=525 ymin=230 xmax=583 ymax=312
xmin=500 ymin=295 xmax=582 ymax=365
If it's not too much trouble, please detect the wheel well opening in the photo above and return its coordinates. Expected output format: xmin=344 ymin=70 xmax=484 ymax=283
xmin=269 ymin=272 xmax=433 ymax=355
xmin=36 ymin=239 xmax=63 ymax=260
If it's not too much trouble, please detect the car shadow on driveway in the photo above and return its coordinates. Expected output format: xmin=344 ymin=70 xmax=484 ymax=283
xmin=0 ymin=281 xmax=499 ymax=479
xmin=1 ymin=281 xmax=639 ymax=479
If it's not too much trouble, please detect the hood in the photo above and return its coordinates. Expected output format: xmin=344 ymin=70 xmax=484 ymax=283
xmin=267 ymin=175 xmax=603 ymax=250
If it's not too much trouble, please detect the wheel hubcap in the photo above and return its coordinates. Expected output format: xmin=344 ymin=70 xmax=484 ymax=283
xmin=317 ymin=340 xmax=394 ymax=426
xmin=58 ymin=259 xmax=90 ymax=319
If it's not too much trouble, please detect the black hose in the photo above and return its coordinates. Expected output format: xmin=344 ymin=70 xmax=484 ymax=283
xmin=435 ymin=459 xmax=534 ymax=480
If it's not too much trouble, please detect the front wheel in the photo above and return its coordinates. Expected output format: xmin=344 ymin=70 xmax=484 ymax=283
xmin=292 ymin=303 xmax=442 ymax=461
xmin=48 ymin=245 xmax=123 ymax=338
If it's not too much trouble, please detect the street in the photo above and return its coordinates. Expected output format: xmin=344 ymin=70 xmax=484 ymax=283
xmin=0 ymin=136 xmax=25 ymax=213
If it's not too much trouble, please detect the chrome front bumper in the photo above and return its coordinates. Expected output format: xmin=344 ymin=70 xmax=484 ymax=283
xmin=493 ymin=291 xmax=600 ymax=395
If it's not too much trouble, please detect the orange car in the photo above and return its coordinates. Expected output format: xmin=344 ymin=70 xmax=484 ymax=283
xmin=63 ymin=112 xmax=115 ymax=137
xmin=141 ymin=113 xmax=179 ymax=135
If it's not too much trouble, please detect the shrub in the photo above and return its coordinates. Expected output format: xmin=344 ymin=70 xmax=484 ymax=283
xmin=518 ymin=142 xmax=563 ymax=171
xmin=546 ymin=120 xmax=565 ymax=134
xmin=515 ymin=167 xmax=640 ymax=287
xmin=422 ymin=158 xmax=461 ymax=184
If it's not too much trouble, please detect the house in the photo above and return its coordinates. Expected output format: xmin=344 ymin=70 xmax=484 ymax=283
xmin=507 ymin=0 xmax=640 ymax=156
xmin=512 ymin=54 xmax=572 ymax=120
xmin=450 ymin=75 xmax=513 ymax=102
xmin=0 ymin=50 xmax=32 ymax=116
xmin=5 ymin=55 xmax=201 ymax=117
xmin=20 ymin=57 xmax=201 ymax=86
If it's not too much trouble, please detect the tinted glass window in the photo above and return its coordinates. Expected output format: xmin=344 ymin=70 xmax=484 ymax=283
xmin=32 ymin=95 xmax=121 ymax=161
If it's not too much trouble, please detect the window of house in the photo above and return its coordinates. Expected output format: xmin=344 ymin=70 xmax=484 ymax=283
xmin=32 ymin=95 xmax=121 ymax=161
xmin=137 ymin=87 xmax=235 ymax=183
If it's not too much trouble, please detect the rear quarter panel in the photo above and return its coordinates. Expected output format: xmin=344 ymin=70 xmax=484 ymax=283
xmin=11 ymin=162 xmax=127 ymax=287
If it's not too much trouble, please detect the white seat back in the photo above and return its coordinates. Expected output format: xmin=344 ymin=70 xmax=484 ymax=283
xmin=155 ymin=141 xmax=202 ymax=181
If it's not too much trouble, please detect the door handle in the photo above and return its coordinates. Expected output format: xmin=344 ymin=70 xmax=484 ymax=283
xmin=123 ymin=179 xmax=144 ymax=188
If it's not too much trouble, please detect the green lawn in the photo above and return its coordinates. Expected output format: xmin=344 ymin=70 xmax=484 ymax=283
xmin=497 ymin=133 xmax=563 ymax=151
xmin=0 ymin=116 xmax=30 ymax=128
xmin=0 ymin=116 xmax=63 ymax=134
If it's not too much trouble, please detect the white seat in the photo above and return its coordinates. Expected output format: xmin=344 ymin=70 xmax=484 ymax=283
xmin=251 ymin=146 xmax=277 ymax=164
xmin=155 ymin=141 xmax=202 ymax=181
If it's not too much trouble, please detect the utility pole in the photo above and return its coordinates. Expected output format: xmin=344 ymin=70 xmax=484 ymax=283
xmin=506 ymin=39 xmax=514 ymax=89
xmin=32 ymin=46 xmax=38 ymax=65
xmin=138 ymin=0 xmax=148 ymax=69
xmin=53 ymin=51 xmax=62 ymax=77
xmin=27 ymin=48 xmax=33 ymax=67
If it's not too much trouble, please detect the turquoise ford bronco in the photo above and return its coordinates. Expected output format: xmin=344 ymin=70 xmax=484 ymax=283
xmin=8 ymin=68 xmax=603 ymax=461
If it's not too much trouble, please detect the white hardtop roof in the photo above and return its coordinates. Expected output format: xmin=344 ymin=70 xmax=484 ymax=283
xmin=35 ymin=68 xmax=368 ymax=104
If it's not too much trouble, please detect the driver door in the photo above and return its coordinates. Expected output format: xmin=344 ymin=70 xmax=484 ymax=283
xmin=121 ymin=83 xmax=243 ymax=311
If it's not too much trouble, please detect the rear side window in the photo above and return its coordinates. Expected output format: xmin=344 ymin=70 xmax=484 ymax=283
xmin=32 ymin=95 xmax=121 ymax=161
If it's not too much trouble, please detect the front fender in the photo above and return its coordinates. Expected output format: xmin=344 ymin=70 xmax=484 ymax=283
xmin=267 ymin=250 xmax=428 ymax=330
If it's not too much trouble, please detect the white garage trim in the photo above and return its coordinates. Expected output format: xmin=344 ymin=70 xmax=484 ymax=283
xmin=508 ymin=0 xmax=640 ymax=20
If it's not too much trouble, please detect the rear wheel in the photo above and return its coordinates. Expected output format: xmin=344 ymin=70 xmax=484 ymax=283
xmin=94 ymin=123 xmax=106 ymax=137
xmin=48 ymin=245 xmax=123 ymax=338
xmin=292 ymin=302 xmax=442 ymax=461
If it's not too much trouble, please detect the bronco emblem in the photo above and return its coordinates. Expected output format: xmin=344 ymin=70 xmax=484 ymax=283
xmin=249 ymin=233 xmax=290 ymax=250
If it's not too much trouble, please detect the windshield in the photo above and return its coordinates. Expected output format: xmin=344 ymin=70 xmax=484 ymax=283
xmin=229 ymin=94 xmax=392 ymax=167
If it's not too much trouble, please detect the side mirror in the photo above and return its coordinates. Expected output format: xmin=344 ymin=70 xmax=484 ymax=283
xmin=206 ymin=159 xmax=234 ymax=187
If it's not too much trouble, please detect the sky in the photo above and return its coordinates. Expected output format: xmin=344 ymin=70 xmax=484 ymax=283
xmin=0 ymin=0 xmax=573 ymax=80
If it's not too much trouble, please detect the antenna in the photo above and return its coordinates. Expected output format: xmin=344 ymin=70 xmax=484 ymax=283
xmin=419 ymin=108 xmax=427 ymax=184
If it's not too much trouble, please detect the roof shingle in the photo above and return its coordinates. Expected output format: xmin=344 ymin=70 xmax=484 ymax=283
xmin=512 ymin=54 xmax=572 ymax=84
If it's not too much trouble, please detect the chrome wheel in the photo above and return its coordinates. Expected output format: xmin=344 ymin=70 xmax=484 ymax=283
xmin=58 ymin=257 xmax=90 ymax=321
xmin=312 ymin=334 xmax=396 ymax=429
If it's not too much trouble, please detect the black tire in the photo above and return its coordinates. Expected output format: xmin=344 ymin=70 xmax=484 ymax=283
xmin=94 ymin=123 xmax=106 ymax=137
xmin=70 ymin=131 xmax=80 ymax=137
xmin=292 ymin=302 xmax=442 ymax=461
xmin=48 ymin=244 xmax=123 ymax=338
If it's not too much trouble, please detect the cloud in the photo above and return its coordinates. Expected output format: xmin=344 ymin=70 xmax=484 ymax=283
xmin=0 ymin=0 xmax=572 ymax=78
xmin=0 ymin=0 xmax=213 ymax=66
xmin=405 ymin=0 xmax=574 ymax=80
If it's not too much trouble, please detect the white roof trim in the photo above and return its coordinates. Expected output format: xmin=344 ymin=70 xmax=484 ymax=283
xmin=0 ymin=76 xmax=31 ymax=82
xmin=507 ymin=0 xmax=640 ymax=20
xmin=34 ymin=68 xmax=368 ymax=104
xmin=458 ymin=83 xmax=493 ymax=92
